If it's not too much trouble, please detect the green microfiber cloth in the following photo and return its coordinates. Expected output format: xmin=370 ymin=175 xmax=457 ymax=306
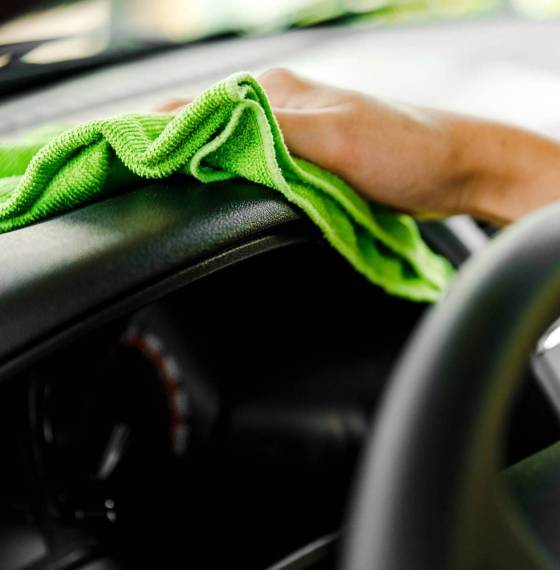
xmin=0 ymin=72 xmax=453 ymax=301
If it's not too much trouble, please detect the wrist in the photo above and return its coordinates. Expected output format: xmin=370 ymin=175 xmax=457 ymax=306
xmin=442 ymin=117 xmax=560 ymax=225
xmin=439 ymin=117 xmax=523 ymax=225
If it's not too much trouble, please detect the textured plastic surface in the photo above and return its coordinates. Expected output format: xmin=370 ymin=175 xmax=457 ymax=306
xmin=0 ymin=179 xmax=308 ymax=370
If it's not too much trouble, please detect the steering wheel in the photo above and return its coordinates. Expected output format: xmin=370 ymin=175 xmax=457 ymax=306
xmin=343 ymin=203 xmax=560 ymax=570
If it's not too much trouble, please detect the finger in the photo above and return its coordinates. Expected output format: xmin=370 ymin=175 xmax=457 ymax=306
xmin=272 ymin=107 xmax=338 ymax=170
xmin=257 ymin=68 xmax=313 ymax=107
xmin=258 ymin=68 xmax=350 ymax=111
xmin=155 ymin=97 xmax=195 ymax=112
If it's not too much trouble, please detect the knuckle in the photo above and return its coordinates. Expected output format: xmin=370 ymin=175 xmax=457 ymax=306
xmin=259 ymin=67 xmax=297 ymax=83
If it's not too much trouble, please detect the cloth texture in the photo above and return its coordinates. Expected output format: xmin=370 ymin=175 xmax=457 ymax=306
xmin=0 ymin=72 xmax=453 ymax=301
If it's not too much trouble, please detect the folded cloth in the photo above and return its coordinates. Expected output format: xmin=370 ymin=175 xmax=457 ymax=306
xmin=0 ymin=72 xmax=453 ymax=301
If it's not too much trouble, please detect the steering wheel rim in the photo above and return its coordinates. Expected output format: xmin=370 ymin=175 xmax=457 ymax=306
xmin=343 ymin=203 xmax=560 ymax=570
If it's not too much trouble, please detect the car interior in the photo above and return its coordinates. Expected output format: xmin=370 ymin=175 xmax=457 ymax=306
xmin=3 ymin=2 xmax=560 ymax=569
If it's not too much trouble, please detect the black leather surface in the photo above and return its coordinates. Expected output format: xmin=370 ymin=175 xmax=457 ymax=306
xmin=0 ymin=179 xmax=311 ymax=377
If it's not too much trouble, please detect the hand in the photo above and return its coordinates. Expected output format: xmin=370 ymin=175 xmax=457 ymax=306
xmin=160 ymin=69 xmax=560 ymax=225
xmin=159 ymin=69 xmax=459 ymax=218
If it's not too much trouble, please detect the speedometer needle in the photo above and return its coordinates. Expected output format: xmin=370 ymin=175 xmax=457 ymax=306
xmin=96 ymin=423 xmax=131 ymax=481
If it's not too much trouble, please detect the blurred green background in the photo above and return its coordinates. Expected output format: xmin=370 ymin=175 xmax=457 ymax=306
xmin=291 ymin=0 xmax=560 ymax=26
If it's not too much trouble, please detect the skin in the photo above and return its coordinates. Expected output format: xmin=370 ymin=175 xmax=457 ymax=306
xmin=159 ymin=68 xmax=560 ymax=225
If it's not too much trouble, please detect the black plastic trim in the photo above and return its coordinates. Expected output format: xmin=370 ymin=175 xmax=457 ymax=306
xmin=0 ymin=179 xmax=314 ymax=382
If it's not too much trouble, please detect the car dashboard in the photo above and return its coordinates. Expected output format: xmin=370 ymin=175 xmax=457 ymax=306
xmin=2 ymin=13 xmax=560 ymax=570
